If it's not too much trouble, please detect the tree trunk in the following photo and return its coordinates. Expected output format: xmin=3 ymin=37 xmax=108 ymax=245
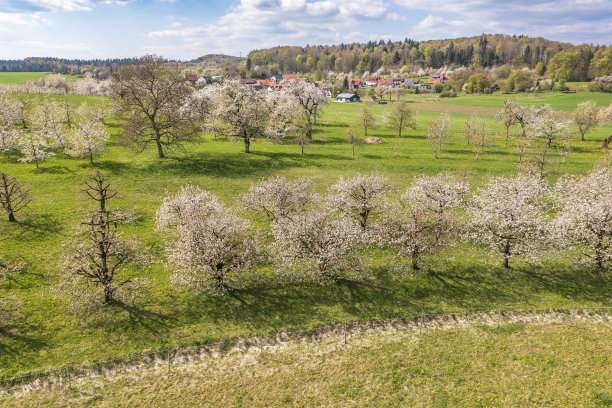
xmin=503 ymin=239 xmax=511 ymax=269
xmin=8 ymin=212 xmax=15 ymax=222
xmin=411 ymin=254 xmax=420 ymax=271
xmin=301 ymin=143 xmax=304 ymax=154
xmin=103 ymin=284 xmax=113 ymax=304
xmin=35 ymin=159 xmax=39 ymax=169
xmin=505 ymin=127 xmax=509 ymax=147
xmin=244 ymin=138 xmax=250 ymax=153
xmin=155 ymin=139 xmax=165 ymax=159
xmin=352 ymin=143 xmax=355 ymax=156
xmin=90 ymin=152 xmax=94 ymax=165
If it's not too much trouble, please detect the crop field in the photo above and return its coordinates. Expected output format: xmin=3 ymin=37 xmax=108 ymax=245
xmin=2 ymin=322 xmax=611 ymax=407
xmin=0 ymin=89 xmax=611 ymax=380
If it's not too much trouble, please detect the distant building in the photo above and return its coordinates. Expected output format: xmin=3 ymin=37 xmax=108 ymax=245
xmin=336 ymin=93 xmax=360 ymax=103
xmin=427 ymin=74 xmax=450 ymax=84
xmin=185 ymin=74 xmax=198 ymax=82
xmin=366 ymin=76 xmax=383 ymax=86
xmin=350 ymin=79 xmax=361 ymax=88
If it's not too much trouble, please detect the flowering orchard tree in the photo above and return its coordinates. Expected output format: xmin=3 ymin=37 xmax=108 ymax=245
xmin=573 ymin=100 xmax=599 ymax=141
xmin=267 ymin=92 xmax=312 ymax=154
xmin=463 ymin=113 xmax=478 ymax=145
xmin=65 ymin=116 xmax=110 ymax=164
xmin=326 ymin=172 xmax=393 ymax=233
xmin=271 ymin=208 xmax=361 ymax=281
xmin=427 ymin=113 xmax=452 ymax=159
xmin=210 ymin=79 xmax=270 ymax=153
xmin=498 ymin=99 xmax=551 ymax=138
xmin=0 ymin=173 xmax=32 ymax=222
xmin=377 ymin=173 xmax=468 ymax=270
xmin=0 ymin=92 xmax=21 ymax=155
xmin=495 ymin=107 xmax=517 ymax=146
xmin=471 ymin=116 xmax=494 ymax=160
xmin=157 ymin=185 xmax=261 ymax=294
xmin=240 ymin=176 xmax=318 ymax=223
xmin=552 ymin=166 xmax=611 ymax=270
xmin=30 ymin=98 xmax=67 ymax=149
xmin=467 ymin=174 xmax=547 ymax=269
xmin=529 ymin=114 xmax=572 ymax=148
xmin=345 ymin=126 xmax=362 ymax=156
xmin=383 ymin=99 xmax=416 ymax=138
xmin=60 ymin=172 xmax=145 ymax=306
xmin=17 ymin=131 xmax=55 ymax=169
xmin=281 ymin=80 xmax=329 ymax=139
xmin=111 ymin=55 xmax=197 ymax=159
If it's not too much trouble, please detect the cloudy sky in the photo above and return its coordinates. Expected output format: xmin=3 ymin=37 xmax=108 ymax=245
xmin=1 ymin=0 xmax=611 ymax=60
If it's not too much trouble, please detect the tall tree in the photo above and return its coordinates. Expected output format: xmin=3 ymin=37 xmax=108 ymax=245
xmin=111 ymin=55 xmax=197 ymax=159
xmin=383 ymin=99 xmax=416 ymax=138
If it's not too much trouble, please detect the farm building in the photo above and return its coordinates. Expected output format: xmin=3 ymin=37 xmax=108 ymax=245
xmin=336 ymin=93 xmax=360 ymax=102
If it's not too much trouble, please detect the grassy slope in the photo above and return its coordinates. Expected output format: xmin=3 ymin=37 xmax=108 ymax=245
xmin=0 ymin=91 xmax=611 ymax=377
xmin=3 ymin=323 xmax=611 ymax=407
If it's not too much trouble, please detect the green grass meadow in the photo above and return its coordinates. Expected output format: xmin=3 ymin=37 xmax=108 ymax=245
xmin=0 ymin=89 xmax=611 ymax=379
xmin=0 ymin=72 xmax=52 ymax=84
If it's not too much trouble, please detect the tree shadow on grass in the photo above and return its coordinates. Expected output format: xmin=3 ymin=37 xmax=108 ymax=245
xmin=34 ymin=166 xmax=73 ymax=175
xmin=94 ymin=150 xmax=353 ymax=179
xmin=110 ymin=300 xmax=171 ymax=336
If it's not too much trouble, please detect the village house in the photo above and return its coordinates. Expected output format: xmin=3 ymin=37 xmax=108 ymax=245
xmin=350 ymin=78 xmax=361 ymax=89
xmin=366 ymin=76 xmax=383 ymax=87
xmin=336 ymin=93 xmax=360 ymax=103
xmin=427 ymin=74 xmax=450 ymax=85
xmin=184 ymin=74 xmax=198 ymax=83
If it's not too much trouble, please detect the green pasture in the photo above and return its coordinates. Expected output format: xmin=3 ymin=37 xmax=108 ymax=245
xmin=0 ymin=92 xmax=611 ymax=378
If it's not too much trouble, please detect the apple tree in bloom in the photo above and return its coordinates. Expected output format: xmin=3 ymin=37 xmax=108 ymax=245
xmin=17 ymin=130 xmax=55 ymax=169
xmin=209 ymin=79 xmax=270 ymax=153
xmin=271 ymin=208 xmax=361 ymax=281
xmin=376 ymin=173 xmax=468 ymax=270
xmin=326 ymin=172 xmax=393 ymax=234
xmin=573 ymin=100 xmax=599 ymax=141
xmin=157 ymin=185 xmax=261 ymax=294
xmin=552 ymin=166 xmax=611 ymax=270
xmin=467 ymin=173 xmax=547 ymax=269
xmin=0 ymin=92 xmax=22 ymax=156
xmin=280 ymin=80 xmax=329 ymax=140
xmin=240 ymin=176 xmax=318 ymax=223
xmin=65 ymin=114 xmax=110 ymax=164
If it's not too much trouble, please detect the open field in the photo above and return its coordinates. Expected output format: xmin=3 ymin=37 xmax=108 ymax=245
xmin=2 ymin=320 xmax=610 ymax=407
xmin=0 ymin=72 xmax=52 ymax=84
xmin=1 ymin=90 xmax=611 ymax=379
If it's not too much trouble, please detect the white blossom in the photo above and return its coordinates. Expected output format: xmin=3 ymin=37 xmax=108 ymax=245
xmin=551 ymin=166 xmax=612 ymax=270
xmin=467 ymin=173 xmax=547 ymax=269
xmin=240 ymin=176 xmax=319 ymax=222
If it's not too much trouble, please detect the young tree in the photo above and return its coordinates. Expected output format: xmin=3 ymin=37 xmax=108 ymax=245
xmin=467 ymin=174 xmax=547 ymax=269
xmin=552 ymin=166 xmax=611 ymax=270
xmin=345 ymin=125 xmax=362 ymax=156
xmin=111 ymin=55 xmax=197 ymax=159
xmin=0 ymin=92 xmax=21 ymax=155
xmin=271 ymin=208 xmax=361 ymax=281
xmin=383 ymin=99 xmax=416 ymax=138
xmin=574 ymin=100 xmax=599 ymax=141
xmin=240 ymin=176 xmax=318 ymax=222
xmin=157 ymin=185 xmax=260 ymax=294
xmin=210 ymin=79 xmax=270 ymax=153
xmin=267 ymin=93 xmax=312 ymax=154
xmin=356 ymin=103 xmax=377 ymax=136
xmin=529 ymin=114 xmax=572 ymax=148
xmin=463 ymin=113 xmax=478 ymax=145
xmin=0 ymin=173 xmax=32 ymax=222
xmin=377 ymin=173 xmax=468 ymax=270
xmin=60 ymin=172 xmax=145 ymax=305
xmin=281 ymin=80 xmax=329 ymax=139
xmin=17 ymin=131 xmax=55 ymax=169
xmin=472 ymin=117 xmax=494 ymax=160
xmin=65 ymin=116 xmax=110 ymax=164
xmin=495 ymin=107 xmax=517 ymax=147
xmin=427 ymin=113 xmax=452 ymax=159
xmin=326 ymin=172 xmax=393 ymax=233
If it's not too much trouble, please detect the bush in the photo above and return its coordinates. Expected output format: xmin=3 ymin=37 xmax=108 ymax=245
xmin=433 ymin=83 xmax=444 ymax=93
xmin=506 ymin=70 xmax=534 ymax=92
xmin=439 ymin=90 xmax=457 ymax=98
xmin=588 ymin=76 xmax=612 ymax=92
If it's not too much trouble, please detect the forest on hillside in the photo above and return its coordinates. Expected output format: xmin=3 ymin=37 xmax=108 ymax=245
xmin=246 ymin=34 xmax=611 ymax=81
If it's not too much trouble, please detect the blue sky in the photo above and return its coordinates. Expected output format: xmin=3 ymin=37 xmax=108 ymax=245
xmin=1 ymin=0 xmax=611 ymax=60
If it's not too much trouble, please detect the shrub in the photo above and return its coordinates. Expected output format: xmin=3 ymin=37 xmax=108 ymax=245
xmin=588 ymin=76 xmax=612 ymax=92
xmin=439 ymin=90 xmax=457 ymax=98
xmin=433 ymin=83 xmax=444 ymax=93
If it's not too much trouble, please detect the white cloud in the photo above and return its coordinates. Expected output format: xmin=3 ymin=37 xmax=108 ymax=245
xmin=145 ymin=0 xmax=401 ymax=56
